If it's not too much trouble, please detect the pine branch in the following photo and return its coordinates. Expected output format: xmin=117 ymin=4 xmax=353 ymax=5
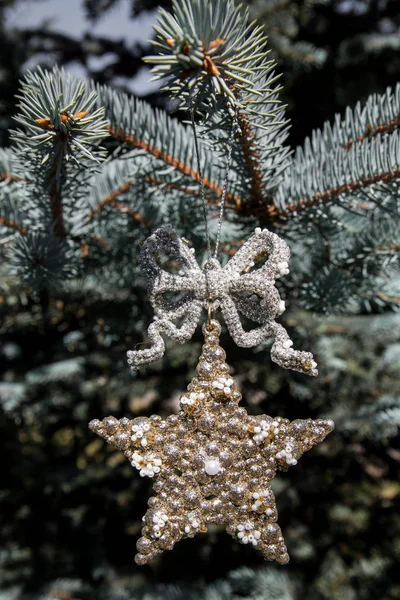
xmin=106 ymin=124 xmax=243 ymax=209
xmin=275 ymin=120 xmax=400 ymax=218
xmin=314 ymin=83 xmax=400 ymax=153
xmin=106 ymin=201 xmax=150 ymax=226
xmin=235 ymin=110 xmax=265 ymax=210
xmin=344 ymin=116 xmax=400 ymax=150
xmin=0 ymin=216 xmax=27 ymax=235
xmin=377 ymin=292 xmax=400 ymax=304
xmin=49 ymin=158 xmax=67 ymax=239
xmin=273 ymin=167 xmax=400 ymax=220
xmin=145 ymin=0 xmax=270 ymax=110
xmin=89 ymin=180 xmax=133 ymax=218
xmin=0 ymin=172 xmax=22 ymax=183
xmin=144 ymin=0 xmax=291 ymax=206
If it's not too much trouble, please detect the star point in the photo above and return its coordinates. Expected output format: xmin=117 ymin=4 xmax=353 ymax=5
xmin=89 ymin=320 xmax=334 ymax=565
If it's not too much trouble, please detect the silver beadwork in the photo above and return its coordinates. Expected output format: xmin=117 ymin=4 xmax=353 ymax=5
xmin=127 ymin=226 xmax=318 ymax=376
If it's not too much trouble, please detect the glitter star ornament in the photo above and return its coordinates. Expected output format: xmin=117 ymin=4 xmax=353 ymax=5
xmin=90 ymin=318 xmax=334 ymax=565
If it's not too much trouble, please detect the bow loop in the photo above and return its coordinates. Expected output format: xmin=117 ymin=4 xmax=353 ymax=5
xmin=127 ymin=226 xmax=318 ymax=377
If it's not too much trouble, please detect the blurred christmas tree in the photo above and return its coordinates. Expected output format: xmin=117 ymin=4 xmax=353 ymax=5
xmin=0 ymin=0 xmax=399 ymax=598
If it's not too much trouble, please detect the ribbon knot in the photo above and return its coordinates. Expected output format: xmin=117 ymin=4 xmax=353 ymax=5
xmin=127 ymin=226 xmax=318 ymax=377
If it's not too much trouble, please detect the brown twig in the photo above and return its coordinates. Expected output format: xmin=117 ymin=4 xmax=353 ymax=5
xmin=145 ymin=176 xmax=212 ymax=200
xmin=344 ymin=116 xmax=400 ymax=151
xmin=375 ymin=243 xmax=400 ymax=253
xmin=106 ymin=125 xmax=243 ymax=210
xmin=0 ymin=172 xmax=23 ymax=183
xmin=0 ymin=217 xmax=27 ymax=235
xmin=89 ymin=181 xmax=132 ymax=218
xmin=110 ymin=201 xmax=150 ymax=226
xmin=236 ymin=112 xmax=265 ymax=212
xmin=267 ymin=168 xmax=400 ymax=220
xmin=88 ymin=181 xmax=149 ymax=226
xmin=49 ymin=176 xmax=67 ymax=239
xmin=377 ymin=292 xmax=400 ymax=304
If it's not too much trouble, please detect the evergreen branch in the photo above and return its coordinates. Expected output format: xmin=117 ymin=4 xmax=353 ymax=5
xmin=0 ymin=172 xmax=23 ymax=183
xmin=0 ymin=149 xmax=22 ymax=184
xmin=308 ymin=83 xmax=400 ymax=156
xmin=377 ymin=292 xmax=400 ymax=304
xmin=275 ymin=127 xmax=400 ymax=217
xmin=337 ymin=242 xmax=400 ymax=270
xmin=0 ymin=216 xmax=27 ymax=235
xmin=145 ymin=0 xmax=269 ymax=111
xmin=145 ymin=176 xmax=206 ymax=198
xmin=144 ymin=0 xmax=291 ymax=203
xmin=235 ymin=110 xmax=265 ymax=210
xmin=9 ymin=232 xmax=80 ymax=288
xmin=106 ymin=125 xmax=243 ymax=208
xmin=0 ymin=187 xmax=28 ymax=238
xmin=12 ymin=67 xmax=108 ymax=178
xmin=273 ymin=168 xmax=400 ymax=219
xmin=344 ymin=116 xmax=400 ymax=150
xmin=89 ymin=180 xmax=133 ymax=219
xmin=49 ymin=155 xmax=67 ymax=239
xmin=107 ymin=201 xmax=150 ymax=227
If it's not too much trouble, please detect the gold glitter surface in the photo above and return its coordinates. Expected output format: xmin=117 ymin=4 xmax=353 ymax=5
xmin=89 ymin=319 xmax=334 ymax=565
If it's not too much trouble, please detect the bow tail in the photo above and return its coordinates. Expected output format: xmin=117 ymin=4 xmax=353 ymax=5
xmin=127 ymin=321 xmax=166 ymax=370
xmin=220 ymin=297 xmax=318 ymax=377
xmin=127 ymin=300 xmax=203 ymax=370
xmin=269 ymin=322 xmax=318 ymax=377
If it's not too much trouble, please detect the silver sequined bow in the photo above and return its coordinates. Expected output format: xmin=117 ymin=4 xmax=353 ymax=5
xmin=127 ymin=226 xmax=318 ymax=376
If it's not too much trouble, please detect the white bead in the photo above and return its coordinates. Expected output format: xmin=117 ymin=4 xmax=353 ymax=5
xmin=277 ymin=261 xmax=288 ymax=272
xmin=255 ymin=227 xmax=261 ymax=234
xmin=282 ymin=340 xmax=293 ymax=349
xmin=204 ymin=458 xmax=221 ymax=475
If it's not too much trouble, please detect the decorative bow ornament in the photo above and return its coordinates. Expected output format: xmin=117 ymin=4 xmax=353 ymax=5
xmin=127 ymin=226 xmax=318 ymax=376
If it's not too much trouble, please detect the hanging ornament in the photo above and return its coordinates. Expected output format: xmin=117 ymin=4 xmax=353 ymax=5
xmin=89 ymin=226 xmax=334 ymax=565
xmin=127 ymin=226 xmax=318 ymax=376
xmin=90 ymin=318 xmax=333 ymax=565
